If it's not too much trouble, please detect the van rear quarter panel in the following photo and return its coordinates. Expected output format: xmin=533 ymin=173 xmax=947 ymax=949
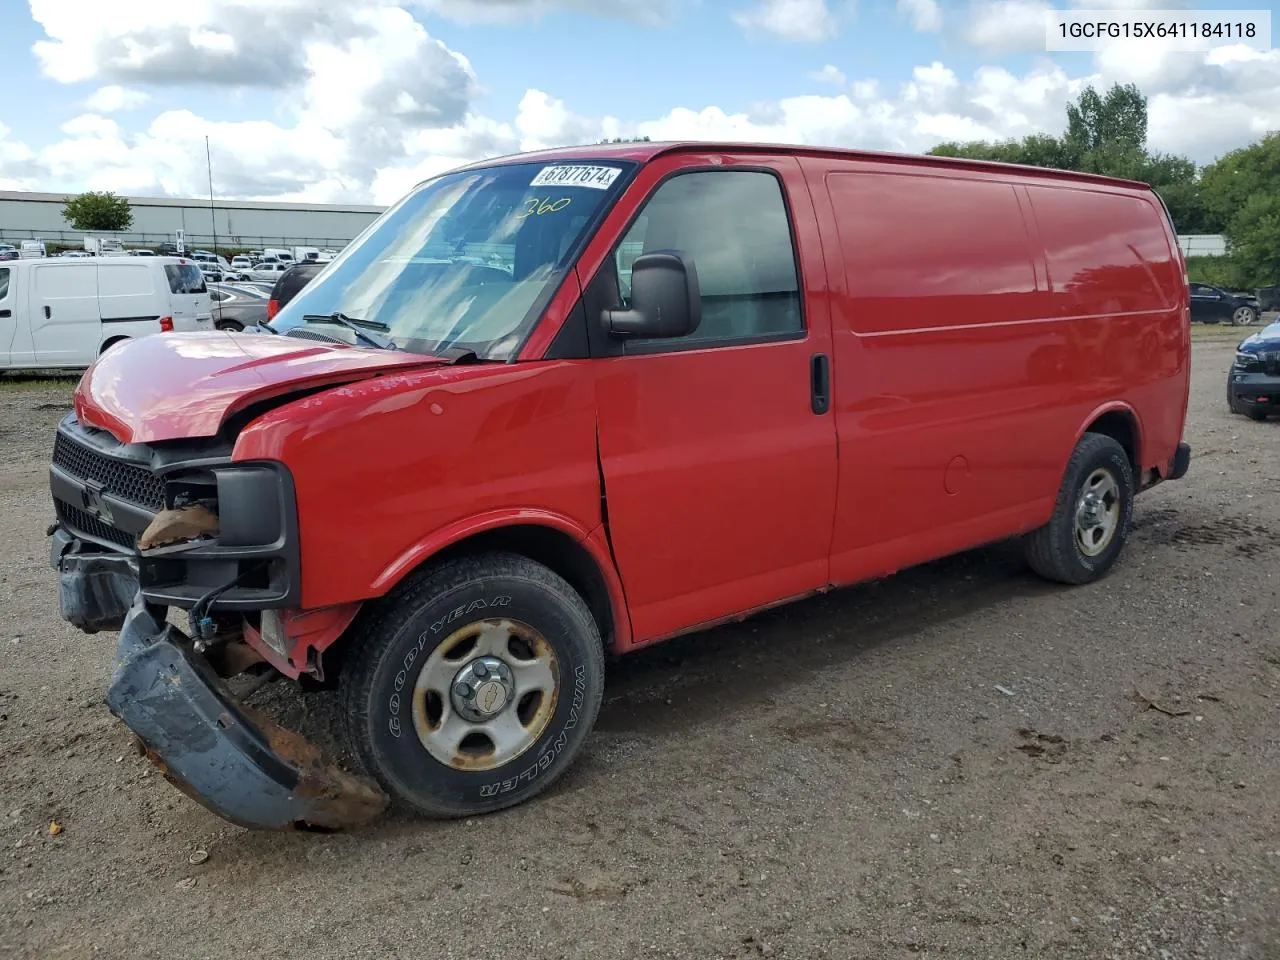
xmin=804 ymin=157 xmax=1186 ymax=585
xmin=1022 ymin=182 xmax=1188 ymax=468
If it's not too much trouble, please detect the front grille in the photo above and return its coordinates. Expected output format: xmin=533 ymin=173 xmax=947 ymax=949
xmin=55 ymin=500 xmax=137 ymax=550
xmin=52 ymin=432 xmax=165 ymax=510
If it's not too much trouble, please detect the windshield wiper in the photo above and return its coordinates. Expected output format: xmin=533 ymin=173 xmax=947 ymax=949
xmin=302 ymin=312 xmax=396 ymax=350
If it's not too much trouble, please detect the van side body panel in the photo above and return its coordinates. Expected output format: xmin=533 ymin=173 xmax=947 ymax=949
xmin=799 ymin=155 xmax=1187 ymax=587
xmin=583 ymin=152 xmax=840 ymax=645
xmin=1021 ymin=182 xmax=1189 ymax=475
xmin=231 ymin=360 xmax=607 ymax=615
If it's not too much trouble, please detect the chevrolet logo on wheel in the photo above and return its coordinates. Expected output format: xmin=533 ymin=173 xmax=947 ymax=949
xmin=81 ymin=481 xmax=113 ymax=524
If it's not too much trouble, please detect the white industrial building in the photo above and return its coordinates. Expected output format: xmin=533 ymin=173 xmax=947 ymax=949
xmin=1177 ymin=234 xmax=1228 ymax=258
xmin=0 ymin=190 xmax=386 ymax=252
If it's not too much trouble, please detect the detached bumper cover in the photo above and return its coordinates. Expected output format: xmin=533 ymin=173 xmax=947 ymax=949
xmin=105 ymin=600 xmax=388 ymax=831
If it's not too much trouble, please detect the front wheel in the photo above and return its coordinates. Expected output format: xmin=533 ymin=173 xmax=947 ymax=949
xmin=341 ymin=552 xmax=605 ymax=819
xmin=1232 ymin=306 xmax=1257 ymax=326
xmin=1024 ymin=432 xmax=1134 ymax=585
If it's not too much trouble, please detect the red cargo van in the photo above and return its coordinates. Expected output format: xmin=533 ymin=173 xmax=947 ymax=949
xmin=48 ymin=141 xmax=1192 ymax=830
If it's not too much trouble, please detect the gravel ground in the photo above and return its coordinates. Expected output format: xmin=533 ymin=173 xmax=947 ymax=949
xmin=1 ymin=328 xmax=1277 ymax=960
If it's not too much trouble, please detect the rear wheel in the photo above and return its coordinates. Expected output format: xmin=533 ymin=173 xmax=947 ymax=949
xmin=1232 ymin=306 xmax=1257 ymax=326
xmin=215 ymin=320 xmax=243 ymax=332
xmin=1024 ymin=432 xmax=1134 ymax=585
xmin=1247 ymin=408 xmax=1268 ymax=421
xmin=341 ymin=551 xmax=605 ymax=818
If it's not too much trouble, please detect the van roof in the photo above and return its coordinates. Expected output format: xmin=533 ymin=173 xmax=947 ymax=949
xmin=446 ymin=140 xmax=1153 ymax=192
xmin=5 ymin=255 xmax=206 ymax=267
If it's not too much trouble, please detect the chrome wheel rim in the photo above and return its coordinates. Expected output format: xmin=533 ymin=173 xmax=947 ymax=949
xmin=1074 ymin=467 xmax=1120 ymax=557
xmin=412 ymin=618 xmax=559 ymax=771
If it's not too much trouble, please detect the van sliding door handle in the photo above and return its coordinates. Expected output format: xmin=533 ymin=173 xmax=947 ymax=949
xmin=810 ymin=353 xmax=831 ymax=415
xmin=0 ymin=310 xmax=10 ymax=319
xmin=44 ymin=305 xmax=51 ymax=319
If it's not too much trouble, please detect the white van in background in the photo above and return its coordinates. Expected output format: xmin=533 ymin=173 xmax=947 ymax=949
xmin=19 ymin=240 xmax=47 ymax=259
xmin=0 ymin=257 xmax=213 ymax=371
xmin=262 ymin=247 xmax=294 ymax=263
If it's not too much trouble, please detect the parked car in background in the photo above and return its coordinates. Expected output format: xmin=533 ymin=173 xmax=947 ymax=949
xmin=1254 ymin=285 xmax=1280 ymax=312
xmin=0 ymin=256 xmax=212 ymax=371
xmin=128 ymin=249 xmax=156 ymax=257
xmin=249 ymin=260 xmax=290 ymax=283
xmin=19 ymin=240 xmax=47 ymax=259
xmin=0 ymin=244 xmax=18 ymax=261
xmin=230 ymin=255 xmax=254 ymax=273
xmin=207 ymin=281 xmax=269 ymax=332
xmin=1190 ymin=282 xmax=1257 ymax=325
xmin=266 ymin=259 xmax=325 ymax=319
xmin=227 ymin=280 xmax=276 ymax=297
xmin=199 ymin=262 xmax=241 ymax=284
xmin=1228 ymin=319 xmax=1280 ymax=421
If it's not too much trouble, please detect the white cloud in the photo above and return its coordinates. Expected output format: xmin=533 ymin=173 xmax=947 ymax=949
xmin=733 ymin=0 xmax=840 ymax=42
xmin=0 ymin=122 xmax=40 ymax=191
xmin=965 ymin=0 xmax=1195 ymax=53
xmin=965 ymin=0 xmax=1054 ymax=53
xmin=899 ymin=0 xmax=941 ymax=32
xmin=410 ymin=0 xmax=679 ymax=26
xmin=84 ymin=85 xmax=150 ymax=112
xmin=808 ymin=64 xmax=847 ymax=85
xmin=5 ymin=0 xmax=1279 ymax=207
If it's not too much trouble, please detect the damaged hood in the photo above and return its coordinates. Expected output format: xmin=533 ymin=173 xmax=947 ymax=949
xmin=75 ymin=331 xmax=454 ymax=443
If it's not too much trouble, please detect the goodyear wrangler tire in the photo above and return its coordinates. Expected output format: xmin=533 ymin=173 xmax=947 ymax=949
xmin=341 ymin=551 xmax=605 ymax=819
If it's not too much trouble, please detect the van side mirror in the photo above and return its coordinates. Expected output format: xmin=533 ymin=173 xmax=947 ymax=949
xmin=604 ymin=250 xmax=700 ymax=339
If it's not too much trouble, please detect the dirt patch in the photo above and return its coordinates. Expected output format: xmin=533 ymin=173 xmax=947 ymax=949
xmin=1 ymin=347 xmax=1278 ymax=960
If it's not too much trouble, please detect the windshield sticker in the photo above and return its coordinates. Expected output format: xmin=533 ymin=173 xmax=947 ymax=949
xmin=529 ymin=165 xmax=622 ymax=190
xmin=517 ymin=196 xmax=572 ymax=219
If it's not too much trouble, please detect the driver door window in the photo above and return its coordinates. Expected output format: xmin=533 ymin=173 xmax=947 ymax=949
xmin=613 ymin=169 xmax=804 ymax=350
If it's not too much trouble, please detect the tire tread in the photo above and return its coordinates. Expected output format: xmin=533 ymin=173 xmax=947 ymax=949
xmin=339 ymin=550 xmax=605 ymax=818
xmin=1025 ymin=432 xmax=1133 ymax=585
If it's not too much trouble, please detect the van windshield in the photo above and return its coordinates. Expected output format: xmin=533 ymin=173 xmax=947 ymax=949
xmin=268 ymin=159 xmax=635 ymax=360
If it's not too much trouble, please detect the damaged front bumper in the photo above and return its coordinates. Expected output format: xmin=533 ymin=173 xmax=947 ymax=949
xmin=52 ymin=529 xmax=387 ymax=831
xmin=104 ymin=598 xmax=389 ymax=831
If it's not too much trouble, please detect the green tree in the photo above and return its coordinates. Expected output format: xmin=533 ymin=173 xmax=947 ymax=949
xmin=1199 ymin=132 xmax=1280 ymax=232
xmin=1199 ymin=134 xmax=1280 ymax=284
xmin=1065 ymin=82 xmax=1147 ymax=154
xmin=927 ymin=82 xmax=1211 ymax=232
xmin=62 ymin=191 xmax=134 ymax=231
xmin=597 ymin=136 xmax=651 ymax=143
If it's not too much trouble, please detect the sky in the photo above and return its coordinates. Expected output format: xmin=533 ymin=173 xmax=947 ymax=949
xmin=0 ymin=0 xmax=1276 ymax=206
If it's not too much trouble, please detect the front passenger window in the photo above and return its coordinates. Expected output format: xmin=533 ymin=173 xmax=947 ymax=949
xmin=614 ymin=169 xmax=804 ymax=347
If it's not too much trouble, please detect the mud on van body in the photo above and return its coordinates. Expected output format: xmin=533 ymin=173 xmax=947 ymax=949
xmin=47 ymin=141 xmax=1191 ymax=830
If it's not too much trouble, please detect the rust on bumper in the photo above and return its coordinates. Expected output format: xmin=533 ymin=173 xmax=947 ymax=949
xmin=105 ymin=599 xmax=388 ymax=831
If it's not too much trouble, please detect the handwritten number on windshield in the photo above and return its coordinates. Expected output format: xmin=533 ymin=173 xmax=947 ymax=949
xmin=517 ymin=196 xmax=571 ymax=219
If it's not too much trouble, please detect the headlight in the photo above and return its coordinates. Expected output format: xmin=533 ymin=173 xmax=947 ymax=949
xmin=1234 ymin=351 xmax=1261 ymax=369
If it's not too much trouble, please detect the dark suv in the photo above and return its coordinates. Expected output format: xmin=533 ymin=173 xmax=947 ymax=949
xmin=1190 ymin=282 xmax=1259 ymax=325
xmin=1228 ymin=319 xmax=1280 ymax=421
xmin=267 ymin=260 xmax=325 ymax=320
